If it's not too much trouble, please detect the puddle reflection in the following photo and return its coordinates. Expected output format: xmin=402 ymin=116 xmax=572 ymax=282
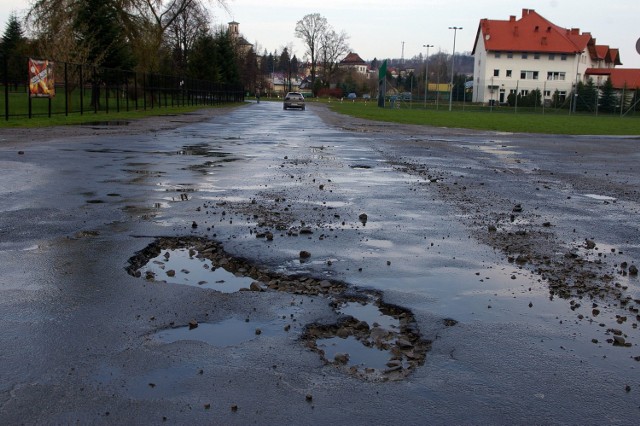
xmin=141 ymin=248 xmax=257 ymax=293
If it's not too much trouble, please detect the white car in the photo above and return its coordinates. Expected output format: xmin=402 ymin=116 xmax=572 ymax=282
xmin=283 ymin=92 xmax=305 ymax=110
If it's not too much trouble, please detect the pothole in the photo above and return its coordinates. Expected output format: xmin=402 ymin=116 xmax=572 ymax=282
xmin=126 ymin=236 xmax=438 ymax=381
xmin=303 ymin=296 xmax=430 ymax=381
xmin=154 ymin=318 xmax=284 ymax=347
xmin=139 ymin=247 xmax=258 ymax=293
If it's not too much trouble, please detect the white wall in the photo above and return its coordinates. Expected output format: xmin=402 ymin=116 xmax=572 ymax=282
xmin=473 ymin=41 xmax=590 ymax=104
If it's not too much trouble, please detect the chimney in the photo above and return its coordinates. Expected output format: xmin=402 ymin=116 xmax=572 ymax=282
xmin=571 ymin=28 xmax=580 ymax=35
xmin=509 ymin=15 xmax=516 ymax=22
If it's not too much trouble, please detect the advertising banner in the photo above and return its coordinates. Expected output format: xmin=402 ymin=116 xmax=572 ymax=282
xmin=29 ymin=59 xmax=55 ymax=98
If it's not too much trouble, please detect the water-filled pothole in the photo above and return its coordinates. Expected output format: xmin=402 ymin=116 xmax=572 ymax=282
xmin=303 ymin=300 xmax=430 ymax=381
xmin=154 ymin=318 xmax=282 ymax=347
xmin=126 ymin=237 xmax=436 ymax=381
xmin=139 ymin=247 xmax=258 ymax=293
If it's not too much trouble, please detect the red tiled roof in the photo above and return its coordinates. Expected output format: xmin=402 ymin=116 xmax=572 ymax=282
xmin=473 ymin=9 xmax=592 ymax=55
xmin=585 ymin=68 xmax=640 ymax=89
xmin=341 ymin=52 xmax=366 ymax=65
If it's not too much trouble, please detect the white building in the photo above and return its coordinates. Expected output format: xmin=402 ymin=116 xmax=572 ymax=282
xmin=472 ymin=9 xmax=621 ymax=105
xmin=339 ymin=53 xmax=369 ymax=76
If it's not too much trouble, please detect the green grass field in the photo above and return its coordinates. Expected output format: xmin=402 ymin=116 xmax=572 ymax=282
xmin=3 ymin=93 xmax=640 ymax=136
xmin=327 ymin=101 xmax=640 ymax=136
xmin=0 ymin=103 xmax=245 ymax=128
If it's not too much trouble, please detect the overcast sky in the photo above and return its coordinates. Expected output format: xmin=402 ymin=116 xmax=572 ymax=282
xmin=2 ymin=0 xmax=639 ymax=68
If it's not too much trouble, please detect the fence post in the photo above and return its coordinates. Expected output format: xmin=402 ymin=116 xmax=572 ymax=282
xmin=64 ymin=62 xmax=68 ymax=116
xmin=3 ymin=54 xmax=8 ymax=120
xmin=143 ymin=73 xmax=146 ymax=110
xmin=105 ymin=68 xmax=109 ymax=114
xmin=80 ymin=64 xmax=84 ymax=115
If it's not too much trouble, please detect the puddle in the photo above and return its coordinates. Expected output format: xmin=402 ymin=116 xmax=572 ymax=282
xmin=337 ymin=300 xmax=400 ymax=330
xmin=126 ymin=237 xmax=433 ymax=381
xmin=140 ymin=248 xmax=257 ymax=293
xmin=154 ymin=318 xmax=281 ymax=347
xmin=316 ymin=335 xmax=392 ymax=370
xmin=77 ymin=120 xmax=130 ymax=126
xmin=583 ymin=194 xmax=616 ymax=201
xmin=177 ymin=144 xmax=234 ymax=159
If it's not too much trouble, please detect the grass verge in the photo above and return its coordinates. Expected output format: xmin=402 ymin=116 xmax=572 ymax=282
xmin=0 ymin=103 xmax=245 ymax=128
xmin=327 ymin=101 xmax=640 ymax=136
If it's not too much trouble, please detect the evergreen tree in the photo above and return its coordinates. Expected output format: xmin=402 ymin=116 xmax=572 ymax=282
xmin=188 ymin=32 xmax=221 ymax=82
xmin=1 ymin=13 xmax=26 ymax=87
xmin=278 ymin=48 xmax=290 ymax=74
xmin=598 ymin=77 xmax=617 ymax=113
xmin=216 ymin=30 xmax=239 ymax=85
xmin=74 ymin=0 xmax=135 ymax=70
xmin=576 ymin=79 xmax=597 ymax=112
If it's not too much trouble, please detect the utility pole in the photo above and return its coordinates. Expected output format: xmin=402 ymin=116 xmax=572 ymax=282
xmin=423 ymin=44 xmax=433 ymax=109
xmin=448 ymin=26 xmax=462 ymax=111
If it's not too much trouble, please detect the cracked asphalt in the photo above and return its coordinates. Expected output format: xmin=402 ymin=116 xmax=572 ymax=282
xmin=1 ymin=101 xmax=639 ymax=424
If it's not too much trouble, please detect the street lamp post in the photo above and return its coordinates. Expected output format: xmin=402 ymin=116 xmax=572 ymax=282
xmin=423 ymin=44 xmax=433 ymax=109
xmin=448 ymin=26 xmax=462 ymax=112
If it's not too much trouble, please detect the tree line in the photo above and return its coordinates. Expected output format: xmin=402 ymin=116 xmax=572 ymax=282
xmin=0 ymin=1 xmax=243 ymax=88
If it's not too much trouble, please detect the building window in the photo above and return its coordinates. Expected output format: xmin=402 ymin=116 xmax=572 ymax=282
xmin=549 ymin=54 xmax=555 ymax=60
xmin=494 ymin=53 xmax=501 ymax=58
xmin=507 ymin=52 xmax=513 ymax=58
xmin=493 ymin=69 xmax=500 ymax=77
xmin=561 ymin=54 xmax=567 ymax=61
xmin=506 ymin=70 xmax=512 ymax=77
xmin=520 ymin=70 xmax=539 ymax=80
xmin=534 ymin=53 xmax=541 ymax=60
xmin=544 ymin=90 xmax=551 ymax=97
xmin=521 ymin=90 xmax=529 ymax=96
xmin=521 ymin=53 xmax=528 ymax=59
xmin=546 ymin=71 xmax=566 ymax=80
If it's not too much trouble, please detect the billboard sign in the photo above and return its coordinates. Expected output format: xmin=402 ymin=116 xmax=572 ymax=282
xmin=29 ymin=59 xmax=55 ymax=98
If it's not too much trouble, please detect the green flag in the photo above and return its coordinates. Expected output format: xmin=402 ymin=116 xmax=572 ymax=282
xmin=378 ymin=60 xmax=387 ymax=108
xmin=378 ymin=59 xmax=387 ymax=81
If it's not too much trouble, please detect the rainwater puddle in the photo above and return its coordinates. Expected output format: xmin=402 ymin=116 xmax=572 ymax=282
xmin=337 ymin=301 xmax=400 ymax=330
xmin=77 ymin=120 xmax=130 ymax=126
xmin=316 ymin=335 xmax=391 ymax=370
xmin=154 ymin=318 xmax=281 ymax=347
xmin=583 ymin=194 xmax=616 ymax=201
xmin=141 ymin=248 xmax=257 ymax=292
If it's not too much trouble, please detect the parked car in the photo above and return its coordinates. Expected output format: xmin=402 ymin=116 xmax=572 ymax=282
xmin=283 ymin=92 xmax=305 ymax=110
xmin=347 ymin=92 xmax=357 ymax=99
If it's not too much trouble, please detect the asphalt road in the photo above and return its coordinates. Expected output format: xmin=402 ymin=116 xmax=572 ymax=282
xmin=1 ymin=101 xmax=639 ymax=424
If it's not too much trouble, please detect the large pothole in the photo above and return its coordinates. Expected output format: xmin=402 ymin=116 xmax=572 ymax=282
xmin=126 ymin=236 xmax=438 ymax=381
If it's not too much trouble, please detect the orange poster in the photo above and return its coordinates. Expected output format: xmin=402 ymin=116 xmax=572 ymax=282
xmin=29 ymin=59 xmax=55 ymax=98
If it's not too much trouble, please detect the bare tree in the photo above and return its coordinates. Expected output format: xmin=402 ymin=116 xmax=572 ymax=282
xmin=164 ymin=1 xmax=211 ymax=76
xmin=27 ymin=0 xmax=228 ymax=72
xmin=319 ymin=29 xmax=350 ymax=86
xmin=294 ymin=13 xmax=327 ymax=84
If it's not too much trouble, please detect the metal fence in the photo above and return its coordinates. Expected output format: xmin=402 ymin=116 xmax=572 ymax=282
xmin=1 ymin=54 xmax=245 ymax=120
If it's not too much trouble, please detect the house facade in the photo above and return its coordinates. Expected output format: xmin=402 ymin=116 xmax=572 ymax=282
xmin=472 ymin=9 xmax=621 ymax=105
xmin=339 ymin=52 xmax=368 ymax=76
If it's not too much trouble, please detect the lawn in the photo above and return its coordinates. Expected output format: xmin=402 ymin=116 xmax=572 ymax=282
xmin=327 ymin=101 xmax=640 ymax=136
xmin=0 ymin=103 xmax=245 ymax=128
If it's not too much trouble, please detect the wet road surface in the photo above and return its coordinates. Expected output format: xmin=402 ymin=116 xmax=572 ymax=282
xmin=1 ymin=101 xmax=639 ymax=424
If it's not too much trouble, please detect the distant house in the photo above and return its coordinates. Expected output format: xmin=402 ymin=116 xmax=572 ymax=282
xmin=472 ymin=9 xmax=621 ymax=105
xmin=339 ymin=52 xmax=368 ymax=76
